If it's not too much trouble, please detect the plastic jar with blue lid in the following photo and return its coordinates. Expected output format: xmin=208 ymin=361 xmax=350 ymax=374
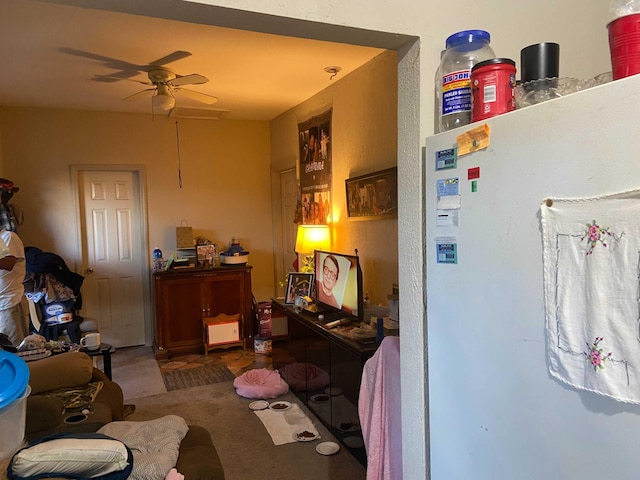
xmin=436 ymin=29 xmax=495 ymax=133
xmin=0 ymin=351 xmax=29 ymax=410
xmin=0 ymin=351 xmax=30 ymax=458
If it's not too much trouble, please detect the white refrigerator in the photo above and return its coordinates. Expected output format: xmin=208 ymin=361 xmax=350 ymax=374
xmin=425 ymin=74 xmax=640 ymax=478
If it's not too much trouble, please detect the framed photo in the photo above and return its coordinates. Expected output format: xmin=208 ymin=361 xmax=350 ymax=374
xmin=197 ymin=244 xmax=216 ymax=266
xmin=285 ymin=273 xmax=314 ymax=305
xmin=345 ymin=167 xmax=398 ymax=221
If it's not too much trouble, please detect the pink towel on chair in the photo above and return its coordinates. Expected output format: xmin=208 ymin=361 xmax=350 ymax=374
xmin=358 ymin=336 xmax=402 ymax=480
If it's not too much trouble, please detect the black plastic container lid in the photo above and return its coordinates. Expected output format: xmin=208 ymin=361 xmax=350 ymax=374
xmin=520 ymin=42 xmax=559 ymax=82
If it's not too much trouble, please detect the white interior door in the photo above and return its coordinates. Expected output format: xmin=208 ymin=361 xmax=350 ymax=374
xmin=79 ymin=170 xmax=146 ymax=347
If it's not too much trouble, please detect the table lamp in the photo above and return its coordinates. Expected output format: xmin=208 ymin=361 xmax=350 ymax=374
xmin=295 ymin=225 xmax=330 ymax=272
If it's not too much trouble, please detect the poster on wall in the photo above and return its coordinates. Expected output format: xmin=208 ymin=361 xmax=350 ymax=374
xmin=298 ymin=108 xmax=332 ymax=225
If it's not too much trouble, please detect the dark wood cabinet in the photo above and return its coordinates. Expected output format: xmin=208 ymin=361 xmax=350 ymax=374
xmin=271 ymin=299 xmax=376 ymax=465
xmin=153 ymin=266 xmax=253 ymax=359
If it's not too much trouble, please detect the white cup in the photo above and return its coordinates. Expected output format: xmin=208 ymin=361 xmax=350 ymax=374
xmin=80 ymin=333 xmax=101 ymax=351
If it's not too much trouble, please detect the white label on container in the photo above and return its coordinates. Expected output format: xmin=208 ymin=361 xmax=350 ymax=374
xmin=483 ymin=84 xmax=496 ymax=103
xmin=441 ymin=69 xmax=471 ymax=115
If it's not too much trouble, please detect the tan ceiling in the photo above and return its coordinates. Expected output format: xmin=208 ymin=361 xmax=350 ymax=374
xmin=0 ymin=0 xmax=388 ymax=120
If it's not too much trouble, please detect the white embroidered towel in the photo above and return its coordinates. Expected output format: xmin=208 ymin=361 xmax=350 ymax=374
xmin=541 ymin=191 xmax=640 ymax=404
xmin=254 ymin=403 xmax=319 ymax=445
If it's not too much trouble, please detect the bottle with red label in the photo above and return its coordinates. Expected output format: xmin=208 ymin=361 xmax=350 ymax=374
xmin=436 ymin=30 xmax=495 ymax=133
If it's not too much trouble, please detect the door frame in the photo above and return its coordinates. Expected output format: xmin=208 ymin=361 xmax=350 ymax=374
xmin=271 ymin=166 xmax=296 ymax=297
xmin=70 ymin=164 xmax=153 ymax=346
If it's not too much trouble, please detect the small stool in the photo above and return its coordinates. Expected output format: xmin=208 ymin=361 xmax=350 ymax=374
xmin=203 ymin=313 xmax=242 ymax=356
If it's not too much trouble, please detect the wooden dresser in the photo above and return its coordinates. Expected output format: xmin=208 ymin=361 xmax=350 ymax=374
xmin=152 ymin=265 xmax=253 ymax=359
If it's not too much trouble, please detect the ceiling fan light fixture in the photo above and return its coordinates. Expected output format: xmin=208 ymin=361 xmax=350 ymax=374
xmin=152 ymin=90 xmax=176 ymax=111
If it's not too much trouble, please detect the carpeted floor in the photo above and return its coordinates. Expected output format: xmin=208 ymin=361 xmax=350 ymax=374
xmin=127 ymin=381 xmax=365 ymax=480
xmin=162 ymin=363 xmax=235 ymax=391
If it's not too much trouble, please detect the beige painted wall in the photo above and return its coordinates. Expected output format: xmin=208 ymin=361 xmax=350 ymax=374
xmin=0 ymin=108 xmax=275 ymax=302
xmin=271 ymin=50 xmax=399 ymax=305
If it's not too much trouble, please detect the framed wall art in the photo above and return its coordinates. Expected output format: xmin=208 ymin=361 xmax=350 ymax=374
xmin=345 ymin=167 xmax=398 ymax=220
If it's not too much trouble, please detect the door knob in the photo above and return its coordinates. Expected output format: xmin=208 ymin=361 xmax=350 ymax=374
xmin=86 ymin=267 xmax=94 ymax=274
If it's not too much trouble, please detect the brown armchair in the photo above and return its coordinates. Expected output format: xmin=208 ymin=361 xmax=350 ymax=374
xmin=22 ymin=351 xmax=225 ymax=479
xmin=25 ymin=350 xmax=124 ymax=440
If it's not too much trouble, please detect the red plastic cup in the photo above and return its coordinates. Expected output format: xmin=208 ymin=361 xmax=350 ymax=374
xmin=608 ymin=13 xmax=640 ymax=80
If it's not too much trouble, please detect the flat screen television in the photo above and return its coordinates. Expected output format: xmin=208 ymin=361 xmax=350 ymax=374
xmin=313 ymin=249 xmax=363 ymax=322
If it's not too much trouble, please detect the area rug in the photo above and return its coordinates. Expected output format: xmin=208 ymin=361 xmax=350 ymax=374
xmin=127 ymin=381 xmax=365 ymax=480
xmin=162 ymin=364 xmax=235 ymax=391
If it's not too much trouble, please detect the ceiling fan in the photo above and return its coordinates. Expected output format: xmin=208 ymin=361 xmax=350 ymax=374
xmin=119 ymin=67 xmax=218 ymax=112
xmin=59 ymin=48 xmax=218 ymax=112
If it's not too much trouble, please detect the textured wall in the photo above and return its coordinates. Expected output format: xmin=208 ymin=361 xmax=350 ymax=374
xmin=270 ymin=50 xmax=399 ymax=305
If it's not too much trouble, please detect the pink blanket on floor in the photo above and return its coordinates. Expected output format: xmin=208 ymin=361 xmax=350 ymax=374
xmin=358 ymin=336 xmax=402 ymax=480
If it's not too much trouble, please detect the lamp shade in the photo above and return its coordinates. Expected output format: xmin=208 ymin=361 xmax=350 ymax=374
xmin=295 ymin=225 xmax=330 ymax=254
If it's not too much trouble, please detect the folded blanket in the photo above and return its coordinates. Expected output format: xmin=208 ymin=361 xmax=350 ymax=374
xmin=99 ymin=415 xmax=189 ymax=480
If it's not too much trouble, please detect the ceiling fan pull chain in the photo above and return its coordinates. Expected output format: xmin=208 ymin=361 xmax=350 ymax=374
xmin=175 ymin=121 xmax=183 ymax=189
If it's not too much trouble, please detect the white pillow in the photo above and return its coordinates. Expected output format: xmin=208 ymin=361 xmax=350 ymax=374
xmin=10 ymin=436 xmax=130 ymax=478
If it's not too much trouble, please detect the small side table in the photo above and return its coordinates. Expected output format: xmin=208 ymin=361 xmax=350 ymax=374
xmin=80 ymin=343 xmax=116 ymax=380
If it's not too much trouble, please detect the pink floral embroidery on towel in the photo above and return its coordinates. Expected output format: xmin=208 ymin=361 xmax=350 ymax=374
xmin=581 ymin=220 xmax=612 ymax=255
xmin=584 ymin=337 xmax=613 ymax=371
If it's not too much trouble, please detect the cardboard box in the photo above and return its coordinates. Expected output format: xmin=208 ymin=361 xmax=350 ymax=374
xmin=257 ymin=301 xmax=272 ymax=338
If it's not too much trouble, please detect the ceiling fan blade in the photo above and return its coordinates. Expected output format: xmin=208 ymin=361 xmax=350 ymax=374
xmin=122 ymin=88 xmax=156 ymax=102
xmin=58 ymin=47 xmax=145 ymax=71
xmin=149 ymin=51 xmax=192 ymax=67
xmin=171 ymin=73 xmax=209 ymax=87
xmin=174 ymin=88 xmax=218 ymax=105
xmin=94 ymin=75 xmax=152 ymax=85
